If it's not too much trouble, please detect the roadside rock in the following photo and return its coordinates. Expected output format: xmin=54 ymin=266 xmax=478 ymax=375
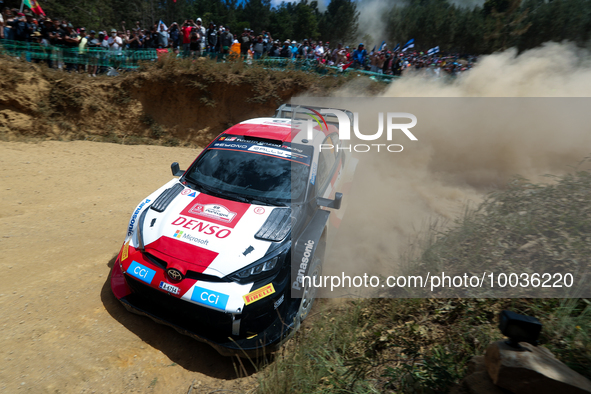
xmin=485 ymin=340 xmax=591 ymax=394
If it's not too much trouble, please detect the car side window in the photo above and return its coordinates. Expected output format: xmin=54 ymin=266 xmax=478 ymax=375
xmin=316 ymin=135 xmax=337 ymax=196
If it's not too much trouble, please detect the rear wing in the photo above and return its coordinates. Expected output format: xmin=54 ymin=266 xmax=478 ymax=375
xmin=273 ymin=104 xmax=354 ymax=128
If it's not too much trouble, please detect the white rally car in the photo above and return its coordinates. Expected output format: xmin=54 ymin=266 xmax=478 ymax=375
xmin=110 ymin=105 xmax=356 ymax=356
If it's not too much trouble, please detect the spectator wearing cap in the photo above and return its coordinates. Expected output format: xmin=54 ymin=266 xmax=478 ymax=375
xmin=330 ymin=43 xmax=341 ymax=64
xmin=169 ymin=22 xmax=180 ymax=49
xmin=279 ymin=40 xmax=290 ymax=58
xmin=62 ymin=23 xmax=80 ymax=71
xmin=352 ymin=43 xmax=367 ymax=69
xmin=148 ymin=24 xmax=159 ymax=49
xmin=189 ymin=27 xmax=201 ymax=58
xmin=219 ymin=26 xmax=233 ymax=56
xmin=108 ymin=28 xmax=122 ymax=53
xmin=290 ymin=41 xmax=299 ymax=59
xmin=77 ymin=27 xmax=88 ymax=73
xmin=268 ymin=40 xmax=280 ymax=57
xmin=87 ymin=30 xmax=100 ymax=76
xmin=252 ymin=35 xmax=264 ymax=59
xmin=181 ymin=19 xmax=195 ymax=57
xmin=23 ymin=12 xmax=36 ymax=42
xmin=240 ymin=28 xmax=251 ymax=58
xmin=205 ymin=22 xmax=216 ymax=54
xmin=9 ymin=11 xmax=28 ymax=41
xmin=195 ymin=18 xmax=205 ymax=55
xmin=157 ymin=22 xmax=168 ymax=48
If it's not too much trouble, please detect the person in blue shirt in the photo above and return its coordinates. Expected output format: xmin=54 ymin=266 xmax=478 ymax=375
xmin=352 ymin=43 xmax=367 ymax=69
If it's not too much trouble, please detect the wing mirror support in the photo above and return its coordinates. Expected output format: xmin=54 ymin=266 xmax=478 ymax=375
xmin=317 ymin=192 xmax=342 ymax=210
xmin=171 ymin=162 xmax=184 ymax=177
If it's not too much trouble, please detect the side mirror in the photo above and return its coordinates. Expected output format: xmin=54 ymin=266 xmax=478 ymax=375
xmin=317 ymin=192 xmax=342 ymax=210
xmin=171 ymin=162 xmax=184 ymax=176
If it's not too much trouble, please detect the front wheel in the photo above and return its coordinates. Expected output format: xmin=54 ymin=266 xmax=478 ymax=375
xmin=294 ymin=240 xmax=325 ymax=329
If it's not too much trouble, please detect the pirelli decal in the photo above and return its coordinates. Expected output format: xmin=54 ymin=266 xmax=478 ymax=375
xmin=121 ymin=241 xmax=130 ymax=261
xmin=243 ymin=284 xmax=276 ymax=305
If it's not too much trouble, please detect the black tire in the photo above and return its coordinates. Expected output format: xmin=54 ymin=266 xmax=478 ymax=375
xmin=294 ymin=239 xmax=325 ymax=328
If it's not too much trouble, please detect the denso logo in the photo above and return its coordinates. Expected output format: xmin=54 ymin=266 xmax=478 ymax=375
xmin=171 ymin=216 xmax=231 ymax=238
xmin=127 ymin=199 xmax=151 ymax=236
xmin=306 ymin=108 xmax=417 ymax=153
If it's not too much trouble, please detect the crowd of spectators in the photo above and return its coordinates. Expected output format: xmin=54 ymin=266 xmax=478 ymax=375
xmin=0 ymin=7 xmax=477 ymax=77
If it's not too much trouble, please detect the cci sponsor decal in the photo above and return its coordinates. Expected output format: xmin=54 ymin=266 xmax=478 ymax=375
xmin=127 ymin=199 xmax=151 ymax=236
xmin=243 ymin=283 xmax=276 ymax=305
xmin=171 ymin=217 xmax=231 ymax=238
xmin=128 ymin=261 xmax=156 ymax=284
xmin=189 ymin=203 xmax=237 ymax=223
xmin=191 ymin=286 xmax=229 ymax=310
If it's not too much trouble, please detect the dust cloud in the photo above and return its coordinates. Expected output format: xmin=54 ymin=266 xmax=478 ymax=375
xmin=294 ymin=42 xmax=591 ymax=296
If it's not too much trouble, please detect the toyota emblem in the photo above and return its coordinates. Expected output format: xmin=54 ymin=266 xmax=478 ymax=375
xmin=167 ymin=268 xmax=184 ymax=281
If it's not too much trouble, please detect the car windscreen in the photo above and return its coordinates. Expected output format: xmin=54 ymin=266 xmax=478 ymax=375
xmin=184 ymin=141 xmax=311 ymax=204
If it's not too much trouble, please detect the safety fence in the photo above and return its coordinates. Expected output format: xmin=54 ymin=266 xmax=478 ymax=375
xmin=0 ymin=39 xmax=398 ymax=81
xmin=0 ymin=39 xmax=158 ymax=68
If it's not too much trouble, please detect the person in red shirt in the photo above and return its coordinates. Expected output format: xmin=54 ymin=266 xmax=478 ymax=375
xmin=181 ymin=20 xmax=195 ymax=57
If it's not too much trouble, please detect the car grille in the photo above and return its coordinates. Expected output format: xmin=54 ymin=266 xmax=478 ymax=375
xmin=144 ymin=252 xmax=229 ymax=282
xmin=124 ymin=274 xmax=234 ymax=340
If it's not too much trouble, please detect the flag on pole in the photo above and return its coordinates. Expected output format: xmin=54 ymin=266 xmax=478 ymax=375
xmin=379 ymin=41 xmax=387 ymax=51
xmin=427 ymin=46 xmax=440 ymax=56
xmin=342 ymin=61 xmax=354 ymax=71
xmin=402 ymin=39 xmax=414 ymax=49
xmin=401 ymin=43 xmax=414 ymax=52
xmin=23 ymin=0 xmax=45 ymax=15
xmin=393 ymin=43 xmax=400 ymax=52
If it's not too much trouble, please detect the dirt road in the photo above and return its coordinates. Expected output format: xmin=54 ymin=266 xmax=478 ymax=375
xmin=0 ymin=141 xmax=258 ymax=393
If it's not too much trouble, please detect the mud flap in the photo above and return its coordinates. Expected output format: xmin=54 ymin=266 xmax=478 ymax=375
xmin=290 ymin=209 xmax=330 ymax=298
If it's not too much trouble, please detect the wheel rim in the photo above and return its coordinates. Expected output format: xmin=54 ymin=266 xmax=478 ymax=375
xmin=299 ymin=257 xmax=321 ymax=320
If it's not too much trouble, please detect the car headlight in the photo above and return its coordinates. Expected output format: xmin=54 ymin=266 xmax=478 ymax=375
xmin=236 ymin=256 xmax=279 ymax=279
xmin=228 ymin=242 xmax=290 ymax=283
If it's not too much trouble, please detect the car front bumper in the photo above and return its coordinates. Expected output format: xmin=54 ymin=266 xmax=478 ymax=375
xmin=110 ymin=257 xmax=297 ymax=357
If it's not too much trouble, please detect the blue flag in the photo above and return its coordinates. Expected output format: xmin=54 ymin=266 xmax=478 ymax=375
xmin=403 ymin=39 xmax=415 ymax=49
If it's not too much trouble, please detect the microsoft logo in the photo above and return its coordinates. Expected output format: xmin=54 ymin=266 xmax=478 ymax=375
xmin=173 ymin=230 xmax=184 ymax=238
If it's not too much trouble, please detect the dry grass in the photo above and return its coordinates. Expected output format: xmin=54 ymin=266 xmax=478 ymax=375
xmin=256 ymin=164 xmax=591 ymax=393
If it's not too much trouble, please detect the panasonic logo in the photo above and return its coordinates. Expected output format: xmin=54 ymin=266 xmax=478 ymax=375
xmin=292 ymin=240 xmax=315 ymax=291
xmin=127 ymin=199 xmax=151 ymax=236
